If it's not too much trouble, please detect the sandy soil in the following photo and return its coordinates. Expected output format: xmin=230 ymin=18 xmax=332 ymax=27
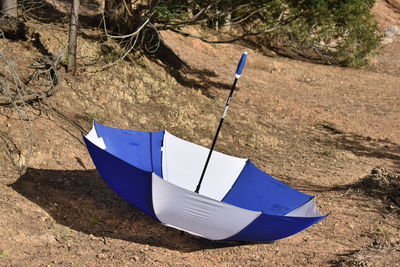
xmin=0 ymin=1 xmax=399 ymax=266
xmin=373 ymin=0 xmax=400 ymax=29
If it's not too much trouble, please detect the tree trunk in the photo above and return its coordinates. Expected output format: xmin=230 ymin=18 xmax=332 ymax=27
xmin=2 ymin=0 xmax=18 ymax=17
xmin=68 ymin=0 xmax=79 ymax=75
xmin=215 ymin=7 xmax=219 ymax=31
xmin=223 ymin=12 xmax=231 ymax=31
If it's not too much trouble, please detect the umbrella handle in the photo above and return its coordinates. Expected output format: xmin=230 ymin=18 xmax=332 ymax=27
xmin=235 ymin=52 xmax=248 ymax=79
xmin=195 ymin=52 xmax=248 ymax=194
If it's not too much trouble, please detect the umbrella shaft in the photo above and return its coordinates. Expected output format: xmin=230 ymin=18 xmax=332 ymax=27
xmin=195 ymin=78 xmax=238 ymax=193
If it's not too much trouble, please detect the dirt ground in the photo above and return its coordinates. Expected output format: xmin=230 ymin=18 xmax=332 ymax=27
xmin=0 ymin=1 xmax=399 ymax=266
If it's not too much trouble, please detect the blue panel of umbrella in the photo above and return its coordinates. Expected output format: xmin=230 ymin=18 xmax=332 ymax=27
xmin=83 ymin=52 xmax=325 ymax=242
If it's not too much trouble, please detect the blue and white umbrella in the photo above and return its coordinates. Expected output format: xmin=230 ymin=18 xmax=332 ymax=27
xmin=83 ymin=52 xmax=325 ymax=242
xmin=84 ymin=123 xmax=325 ymax=242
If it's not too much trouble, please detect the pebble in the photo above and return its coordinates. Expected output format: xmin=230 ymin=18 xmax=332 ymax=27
xmin=383 ymin=25 xmax=400 ymax=44
xmin=97 ymin=253 xmax=106 ymax=259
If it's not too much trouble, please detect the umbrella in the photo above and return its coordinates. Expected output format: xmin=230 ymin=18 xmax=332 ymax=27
xmin=83 ymin=52 xmax=325 ymax=242
xmin=83 ymin=122 xmax=325 ymax=242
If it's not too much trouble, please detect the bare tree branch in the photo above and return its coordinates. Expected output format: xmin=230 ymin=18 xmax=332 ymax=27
xmin=0 ymin=30 xmax=62 ymax=106
xmin=165 ymin=10 xmax=293 ymax=44
xmin=103 ymin=17 xmax=151 ymax=39
xmin=0 ymin=58 xmax=61 ymax=105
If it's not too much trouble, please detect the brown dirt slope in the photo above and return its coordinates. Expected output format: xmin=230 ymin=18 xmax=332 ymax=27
xmin=0 ymin=1 xmax=399 ymax=266
xmin=373 ymin=0 xmax=400 ymax=29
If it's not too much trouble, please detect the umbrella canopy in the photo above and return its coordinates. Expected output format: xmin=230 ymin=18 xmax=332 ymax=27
xmin=84 ymin=122 xmax=325 ymax=242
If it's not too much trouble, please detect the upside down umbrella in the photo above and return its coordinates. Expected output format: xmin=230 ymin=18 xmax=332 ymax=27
xmin=83 ymin=53 xmax=326 ymax=242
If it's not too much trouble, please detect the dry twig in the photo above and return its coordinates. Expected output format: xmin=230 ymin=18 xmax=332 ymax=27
xmin=0 ymin=30 xmax=61 ymax=174
xmin=92 ymin=12 xmax=161 ymax=72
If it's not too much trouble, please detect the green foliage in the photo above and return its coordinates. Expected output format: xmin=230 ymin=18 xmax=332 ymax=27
xmin=83 ymin=110 xmax=108 ymax=124
xmin=99 ymin=43 xmax=123 ymax=64
xmin=153 ymin=1 xmax=189 ymax=23
xmin=58 ymin=231 xmax=73 ymax=240
xmin=88 ymin=216 xmax=102 ymax=226
xmin=270 ymin=0 xmax=382 ymax=67
xmin=153 ymin=0 xmax=381 ymax=67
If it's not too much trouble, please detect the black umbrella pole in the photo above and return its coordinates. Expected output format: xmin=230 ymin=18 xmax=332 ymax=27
xmin=195 ymin=52 xmax=247 ymax=194
xmin=195 ymin=78 xmax=239 ymax=193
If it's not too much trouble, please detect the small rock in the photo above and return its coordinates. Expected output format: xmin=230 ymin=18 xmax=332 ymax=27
xmin=89 ymin=234 xmax=98 ymax=240
xmin=383 ymin=25 xmax=400 ymax=44
xmin=384 ymin=25 xmax=400 ymax=39
xmin=97 ymin=253 xmax=106 ymax=259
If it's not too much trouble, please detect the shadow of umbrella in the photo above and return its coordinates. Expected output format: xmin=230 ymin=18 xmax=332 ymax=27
xmin=10 ymin=168 xmax=246 ymax=252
